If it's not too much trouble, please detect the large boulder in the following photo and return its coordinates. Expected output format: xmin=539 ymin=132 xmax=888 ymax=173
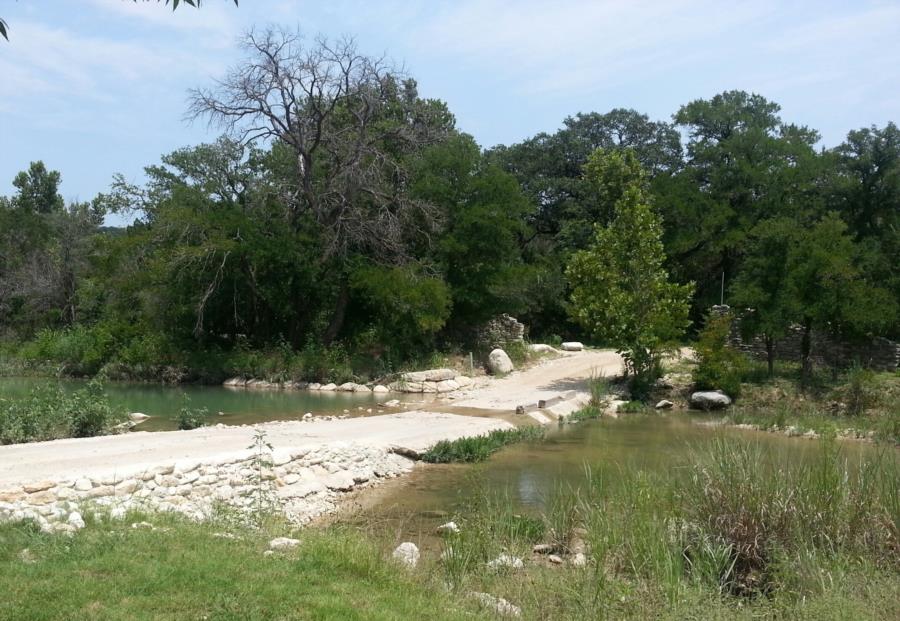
xmin=487 ymin=349 xmax=514 ymax=375
xmin=690 ymin=390 xmax=732 ymax=410
xmin=528 ymin=343 xmax=558 ymax=354
xmin=560 ymin=342 xmax=584 ymax=351
xmin=401 ymin=368 xmax=456 ymax=382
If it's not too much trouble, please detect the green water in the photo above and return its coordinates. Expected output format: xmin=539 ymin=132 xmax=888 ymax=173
xmin=0 ymin=377 xmax=397 ymax=431
xmin=362 ymin=414 xmax=884 ymax=541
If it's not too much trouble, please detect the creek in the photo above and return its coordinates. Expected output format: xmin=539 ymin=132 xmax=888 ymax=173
xmin=0 ymin=377 xmax=397 ymax=431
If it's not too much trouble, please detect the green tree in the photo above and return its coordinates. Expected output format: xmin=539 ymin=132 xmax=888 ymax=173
xmin=567 ymin=149 xmax=693 ymax=398
xmin=785 ymin=213 xmax=897 ymax=381
xmin=729 ymin=218 xmax=796 ymax=376
xmin=666 ymin=91 xmax=823 ymax=315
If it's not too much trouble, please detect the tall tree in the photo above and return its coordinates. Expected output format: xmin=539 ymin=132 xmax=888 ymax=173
xmin=567 ymin=149 xmax=693 ymax=397
xmin=188 ymin=29 xmax=455 ymax=341
xmin=666 ymin=90 xmax=823 ymax=315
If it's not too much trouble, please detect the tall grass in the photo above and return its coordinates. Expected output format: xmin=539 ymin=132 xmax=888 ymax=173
xmin=421 ymin=426 xmax=545 ymax=463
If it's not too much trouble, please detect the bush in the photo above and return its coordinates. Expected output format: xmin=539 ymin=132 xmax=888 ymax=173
xmin=0 ymin=380 xmax=126 ymax=444
xmin=840 ymin=363 xmax=879 ymax=416
xmin=177 ymin=405 xmax=208 ymax=431
xmin=693 ymin=312 xmax=749 ymax=398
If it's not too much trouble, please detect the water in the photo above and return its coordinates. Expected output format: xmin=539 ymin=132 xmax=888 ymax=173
xmin=359 ymin=414 xmax=884 ymax=541
xmin=0 ymin=377 xmax=400 ymax=431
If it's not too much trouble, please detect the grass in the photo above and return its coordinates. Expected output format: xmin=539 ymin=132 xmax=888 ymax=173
xmin=0 ymin=513 xmax=477 ymax=621
xmin=421 ymin=426 xmax=545 ymax=463
xmin=418 ymin=436 xmax=900 ymax=620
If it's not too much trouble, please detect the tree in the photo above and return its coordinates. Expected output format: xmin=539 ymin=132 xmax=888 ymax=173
xmin=785 ymin=213 xmax=897 ymax=381
xmin=567 ymin=149 xmax=693 ymax=397
xmin=188 ymin=28 xmax=455 ymax=342
xmin=729 ymin=218 xmax=796 ymax=376
xmin=1 ymin=1 xmax=237 ymax=42
xmin=666 ymin=90 xmax=823 ymax=316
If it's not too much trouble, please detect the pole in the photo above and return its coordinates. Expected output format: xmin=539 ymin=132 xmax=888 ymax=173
xmin=720 ymin=271 xmax=725 ymax=306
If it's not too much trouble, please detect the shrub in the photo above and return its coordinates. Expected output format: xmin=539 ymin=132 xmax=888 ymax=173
xmin=0 ymin=381 xmax=126 ymax=444
xmin=177 ymin=405 xmax=208 ymax=431
xmin=840 ymin=362 xmax=879 ymax=416
xmin=693 ymin=312 xmax=749 ymax=398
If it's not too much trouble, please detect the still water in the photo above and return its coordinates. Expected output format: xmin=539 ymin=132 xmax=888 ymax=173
xmin=359 ymin=414 xmax=885 ymax=542
xmin=0 ymin=377 xmax=397 ymax=431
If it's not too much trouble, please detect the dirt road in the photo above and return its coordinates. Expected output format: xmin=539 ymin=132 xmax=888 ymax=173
xmin=452 ymin=349 xmax=623 ymax=411
xmin=0 ymin=412 xmax=512 ymax=488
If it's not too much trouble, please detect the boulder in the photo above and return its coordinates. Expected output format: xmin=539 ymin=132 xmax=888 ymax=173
xmin=436 ymin=521 xmax=460 ymax=535
xmin=307 ymin=383 xmax=322 ymax=391
xmin=469 ymin=592 xmax=522 ymax=617
xmin=223 ymin=377 xmax=246 ymax=387
xmin=372 ymin=385 xmax=389 ymax=393
xmin=67 ymin=512 xmax=85 ymax=530
xmin=337 ymin=382 xmax=357 ymax=392
xmin=487 ymin=349 xmax=514 ymax=375
xmin=560 ymin=342 xmax=584 ymax=351
xmin=268 ymin=537 xmax=301 ymax=551
xmin=487 ymin=554 xmax=524 ymax=570
xmin=352 ymin=384 xmax=372 ymax=393
xmin=128 ymin=412 xmax=150 ymax=424
xmin=689 ymin=390 xmax=732 ymax=410
xmin=655 ymin=399 xmax=674 ymax=410
xmin=319 ymin=383 xmax=337 ymax=391
xmin=392 ymin=542 xmax=420 ymax=568
xmin=454 ymin=375 xmax=472 ymax=387
xmin=23 ymin=480 xmax=55 ymax=494
xmin=528 ymin=343 xmax=558 ymax=354
xmin=401 ymin=368 xmax=456 ymax=382
xmin=435 ymin=379 xmax=460 ymax=393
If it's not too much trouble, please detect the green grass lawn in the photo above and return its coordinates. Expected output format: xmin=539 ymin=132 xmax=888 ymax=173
xmin=0 ymin=516 xmax=475 ymax=621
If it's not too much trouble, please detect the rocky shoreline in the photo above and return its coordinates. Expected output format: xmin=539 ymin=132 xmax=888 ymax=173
xmin=224 ymin=367 xmax=480 ymax=395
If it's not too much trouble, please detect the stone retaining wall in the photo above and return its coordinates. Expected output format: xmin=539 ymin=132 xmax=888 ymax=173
xmin=477 ymin=314 xmax=526 ymax=349
xmin=712 ymin=305 xmax=900 ymax=372
xmin=0 ymin=441 xmax=414 ymax=535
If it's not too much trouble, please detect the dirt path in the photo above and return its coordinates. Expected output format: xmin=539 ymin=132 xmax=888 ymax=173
xmin=451 ymin=348 xmax=623 ymax=411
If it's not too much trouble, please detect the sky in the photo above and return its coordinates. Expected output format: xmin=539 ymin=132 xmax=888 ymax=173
xmin=2 ymin=0 xmax=899 ymax=226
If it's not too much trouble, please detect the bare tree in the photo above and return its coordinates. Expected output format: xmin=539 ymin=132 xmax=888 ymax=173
xmin=188 ymin=28 xmax=454 ymax=341
xmin=188 ymin=28 xmax=452 ymax=261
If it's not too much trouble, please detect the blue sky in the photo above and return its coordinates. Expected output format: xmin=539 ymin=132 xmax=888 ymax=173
xmin=2 ymin=1 xmax=899 ymax=225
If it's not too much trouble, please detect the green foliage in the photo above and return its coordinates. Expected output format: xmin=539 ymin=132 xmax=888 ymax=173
xmin=176 ymin=404 xmax=208 ymax=430
xmin=421 ymin=426 xmax=545 ymax=463
xmin=838 ymin=363 xmax=879 ymax=416
xmin=692 ymin=313 xmax=749 ymax=397
xmin=0 ymin=380 xmax=125 ymax=444
xmin=567 ymin=149 xmax=692 ymax=398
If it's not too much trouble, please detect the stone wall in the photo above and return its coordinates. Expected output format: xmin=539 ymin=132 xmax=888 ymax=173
xmin=711 ymin=305 xmax=900 ymax=372
xmin=0 ymin=441 xmax=414 ymax=535
xmin=477 ymin=314 xmax=526 ymax=349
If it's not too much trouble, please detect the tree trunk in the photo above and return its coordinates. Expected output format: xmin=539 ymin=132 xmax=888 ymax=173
xmin=800 ymin=319 xmax=813 ymax=387
xmin=765 ymin=335 xmax=775 ymax=378
xmin=322 ymin=279 xmax=350 ymax=345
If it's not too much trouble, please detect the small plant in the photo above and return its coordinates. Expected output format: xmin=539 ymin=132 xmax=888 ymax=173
xmin=589 ymin=374 xmax=611 ymax=405
xmin=841 ymin=362 xmax=878 ymax=416
xmin=693 ymin=312 xmax=749 ymax=398
xmin=176 ymin=404 xmax=208 ymax=431
xmin=244 ymin=428 xmax=278 ymax=527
